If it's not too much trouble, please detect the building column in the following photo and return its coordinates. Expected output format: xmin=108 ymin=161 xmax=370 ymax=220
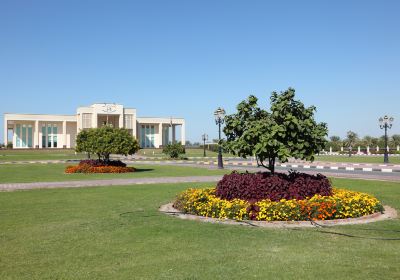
xmin=92 ymin=113 xmax=98 ymax=128
xmin=3 ymin=116 xmax=7 ymax=146
xmin=34 ymin=120 xmax=39 ymax=148
xmin=172 ymin=125 xmax=176 ymax=144
xmin=119 ymin=114 xmax=124 ymax=129
xmin=181 ymin=122 xmax=186 ymax=145
xmin=63 ymin=121 xmax=67 ymax=148
xmin=158 ymin=123 xmax=163 ymax=148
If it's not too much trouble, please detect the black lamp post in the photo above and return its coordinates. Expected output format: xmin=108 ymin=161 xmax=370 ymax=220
xmin=202 ymin=133 xmax=208 ymax=157
xmin=214 ymin=107 xmax=226 ymax=169
xmin=379 ymin=115 xmax=394 ymax=163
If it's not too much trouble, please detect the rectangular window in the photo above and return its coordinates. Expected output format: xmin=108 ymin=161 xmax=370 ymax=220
xmin=48 ymin=124 xmax=52 ymax=148
xmin=42 ymin=125 xmax=46 ymax=148
xmin=145 ymin=125 xmax=150 ymax=148
xmin=53 ymin=125 xmax=58 ymax=148
xmin=22 ymin=125 xmax=27 ymax=147
xmin=27 ymin=125 xmax=33 ymax=148
xmin=124 ymin=114 xmax=133 ymax=129
xmin=82 ymin=113 xmax=92 ymax=129
xmin=150 ymin=125 xmax=155 ymax=148
xmin=16 ymin=124 xmax=21 ymax=148
xmin=141 ymin=125 xmax=146 ymax=148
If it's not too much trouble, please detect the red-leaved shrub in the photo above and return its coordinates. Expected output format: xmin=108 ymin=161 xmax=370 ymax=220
xmin=78 ymin=159 xmax=127 ymax=167
xmin=215 ymin=171 xmax=332 ymax=202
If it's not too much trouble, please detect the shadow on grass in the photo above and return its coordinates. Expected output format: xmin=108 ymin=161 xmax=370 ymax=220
xmin=134 ymin=168 xmax=154 ymax=173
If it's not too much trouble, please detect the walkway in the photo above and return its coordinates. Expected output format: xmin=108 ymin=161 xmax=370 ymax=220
xmin=0 ymin=175 xmax=223 ymax=191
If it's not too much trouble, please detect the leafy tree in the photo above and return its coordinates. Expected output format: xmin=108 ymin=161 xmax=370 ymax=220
xmin=344 ymin=131 xmax=358 ymax=157
xmin=330 ymin=136 xmax=341 ymax=142
xmin=76 ymin=126 xmax=140 ymax=162
xmin=162 ymin=142 xmax=186 ymax=159
xmin=361 ymin=135 xmax=374 ymax=148
xmin=390 ymin=134 xmax=400 ymax=148
xmin=328 ymin=135 xmax=342 ymax=152
xmin=223 ymin=88 xmax=328 ymax=173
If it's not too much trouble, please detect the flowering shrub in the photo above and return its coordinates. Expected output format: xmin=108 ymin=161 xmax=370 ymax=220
xmin=216 ymin=171 xmax=332 ymax=202
xmin=65 ymin=164 xmax=135 ymax=173
xmin=174 ymin=188 xmax=383 ymax=221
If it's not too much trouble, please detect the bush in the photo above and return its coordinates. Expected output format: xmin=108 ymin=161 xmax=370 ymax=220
xmin=215 ymin=171 xmax=332 ymax=202
xmin=6 ymin=142 xmax=13 ymax=149
xmin=162 ymin=143 xmax=185 ymax=159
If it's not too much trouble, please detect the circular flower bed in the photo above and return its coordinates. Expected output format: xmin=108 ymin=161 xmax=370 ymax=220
xmin=65 ymin=159 xmax=135 ymax=174
xmin=173 ymin=187 xmax=384 ymax=221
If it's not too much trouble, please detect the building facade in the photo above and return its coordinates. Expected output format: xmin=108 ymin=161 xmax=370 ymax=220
xmin=4 ymin=103 xmax=185 ymax=149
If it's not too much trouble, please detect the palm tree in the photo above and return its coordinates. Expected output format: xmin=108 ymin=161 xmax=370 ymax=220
xmin=390 ymin=134 xmax=400 ymax=149
xmin=345 ymin=131 xmax=358 ymax=157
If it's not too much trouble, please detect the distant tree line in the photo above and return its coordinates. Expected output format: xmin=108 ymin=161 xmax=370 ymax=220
xmin=326 ymin=132 xmax=400 ymax=152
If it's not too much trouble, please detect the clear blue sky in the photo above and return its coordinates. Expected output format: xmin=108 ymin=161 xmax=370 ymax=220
xmin=1 ymin=0 xmax=399 ymax=143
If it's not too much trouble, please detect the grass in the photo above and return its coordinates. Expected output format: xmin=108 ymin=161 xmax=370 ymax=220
xmin=0 ymin=163 xmax=229 ymax=183
xmin=0 ymin=178 xmax=399 ymax=279
xmin=0 ymin=148 xmax=232 ymax=162
xmin=315 ymin=155 xmax=400 ymax=164
xmin=137 ymin=148 xmax=233 ymax=158
xmin=0 ymin=149 xmax=85 ymax=161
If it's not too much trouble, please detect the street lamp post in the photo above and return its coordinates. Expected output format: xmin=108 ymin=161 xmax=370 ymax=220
xmin=214 ymin=107 xmax=226 ymax=169
xmin=202 ymin=133 xmax=208 ymax=157
xmin=379 ymin=115 xmax=394 ymax=164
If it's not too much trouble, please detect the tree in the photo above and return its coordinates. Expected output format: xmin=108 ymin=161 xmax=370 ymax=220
xmin=328 ymin=136 xmax=342 ymax=152
xmin=390 ymin=134 xmax=400 ymax=148
xmin=223 ymin=88 xmax=328 ymax=173
xmin=162 ymin=142 xmax=186 ymax=158
xmin=362 ymin=135 xmax=374 ymax=148
xmin=344 ymin=131 xmax=358 ymax=157
xmin=76 ymin=126 xmax=140 ymax=162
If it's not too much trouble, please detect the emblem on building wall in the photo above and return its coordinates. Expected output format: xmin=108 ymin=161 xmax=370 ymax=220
xmin=102 ymin=104 xmax=117 ymax=113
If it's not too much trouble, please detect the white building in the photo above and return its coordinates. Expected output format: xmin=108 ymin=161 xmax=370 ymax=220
xmin=3 ymin=103 xmax=185 ymax=149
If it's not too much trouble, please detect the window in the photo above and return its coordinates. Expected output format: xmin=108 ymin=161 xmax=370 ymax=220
xmin=140 ymin=125 xmax=155 ymax=148
xmin=22 ymin=125 xmax=27 ymax=147
xmin=27 ymin=125 xmax=33 ymax=148
xmin=141 ymin=125 xmax=146 ymax=148
xmin=42 ymin=123 xmax=58 ymax=148
xmin=16 ymin=124 xmax=21 ymax=148
xmin=124 ymin=114 xmax=133 ymax=129
xmin=82 ymin=113 xmax=92 ymax=129
xmin=47 ymin=124 xmax=52 ymax=148
xmin=15 ymin=124 xmax=33 ymax=148
xmin=53 ymin=125 xmax=58 ymax=148
xmin=42 ymin=125 xmax=46 ymax=148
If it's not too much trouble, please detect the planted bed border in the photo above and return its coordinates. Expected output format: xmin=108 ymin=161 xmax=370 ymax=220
xmin=159 ymin=203 xmax=397 ymax=228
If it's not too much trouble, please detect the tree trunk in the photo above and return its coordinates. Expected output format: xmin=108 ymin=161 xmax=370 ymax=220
xmin=269 ymin=158 xmax=275 ymax=174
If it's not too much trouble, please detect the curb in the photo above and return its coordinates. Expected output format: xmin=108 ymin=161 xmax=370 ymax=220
xmin=160 ymin=203 xmax=398 ymax=228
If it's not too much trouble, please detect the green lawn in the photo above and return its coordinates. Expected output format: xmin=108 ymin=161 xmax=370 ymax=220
xmin=0 ymin=178 xmax=399 ymax=279
xmin=0 ymin=149 xmax=85 ymax=161
xmin=0 ymin=163 xmax=228 ymax=183
xmin=315 ymin=155 xmax=400 ymax=164
xmin=137 ymin=148 xmax=232 ymax=158
xmin=0 ymin=148 xmax=232 ymax=162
